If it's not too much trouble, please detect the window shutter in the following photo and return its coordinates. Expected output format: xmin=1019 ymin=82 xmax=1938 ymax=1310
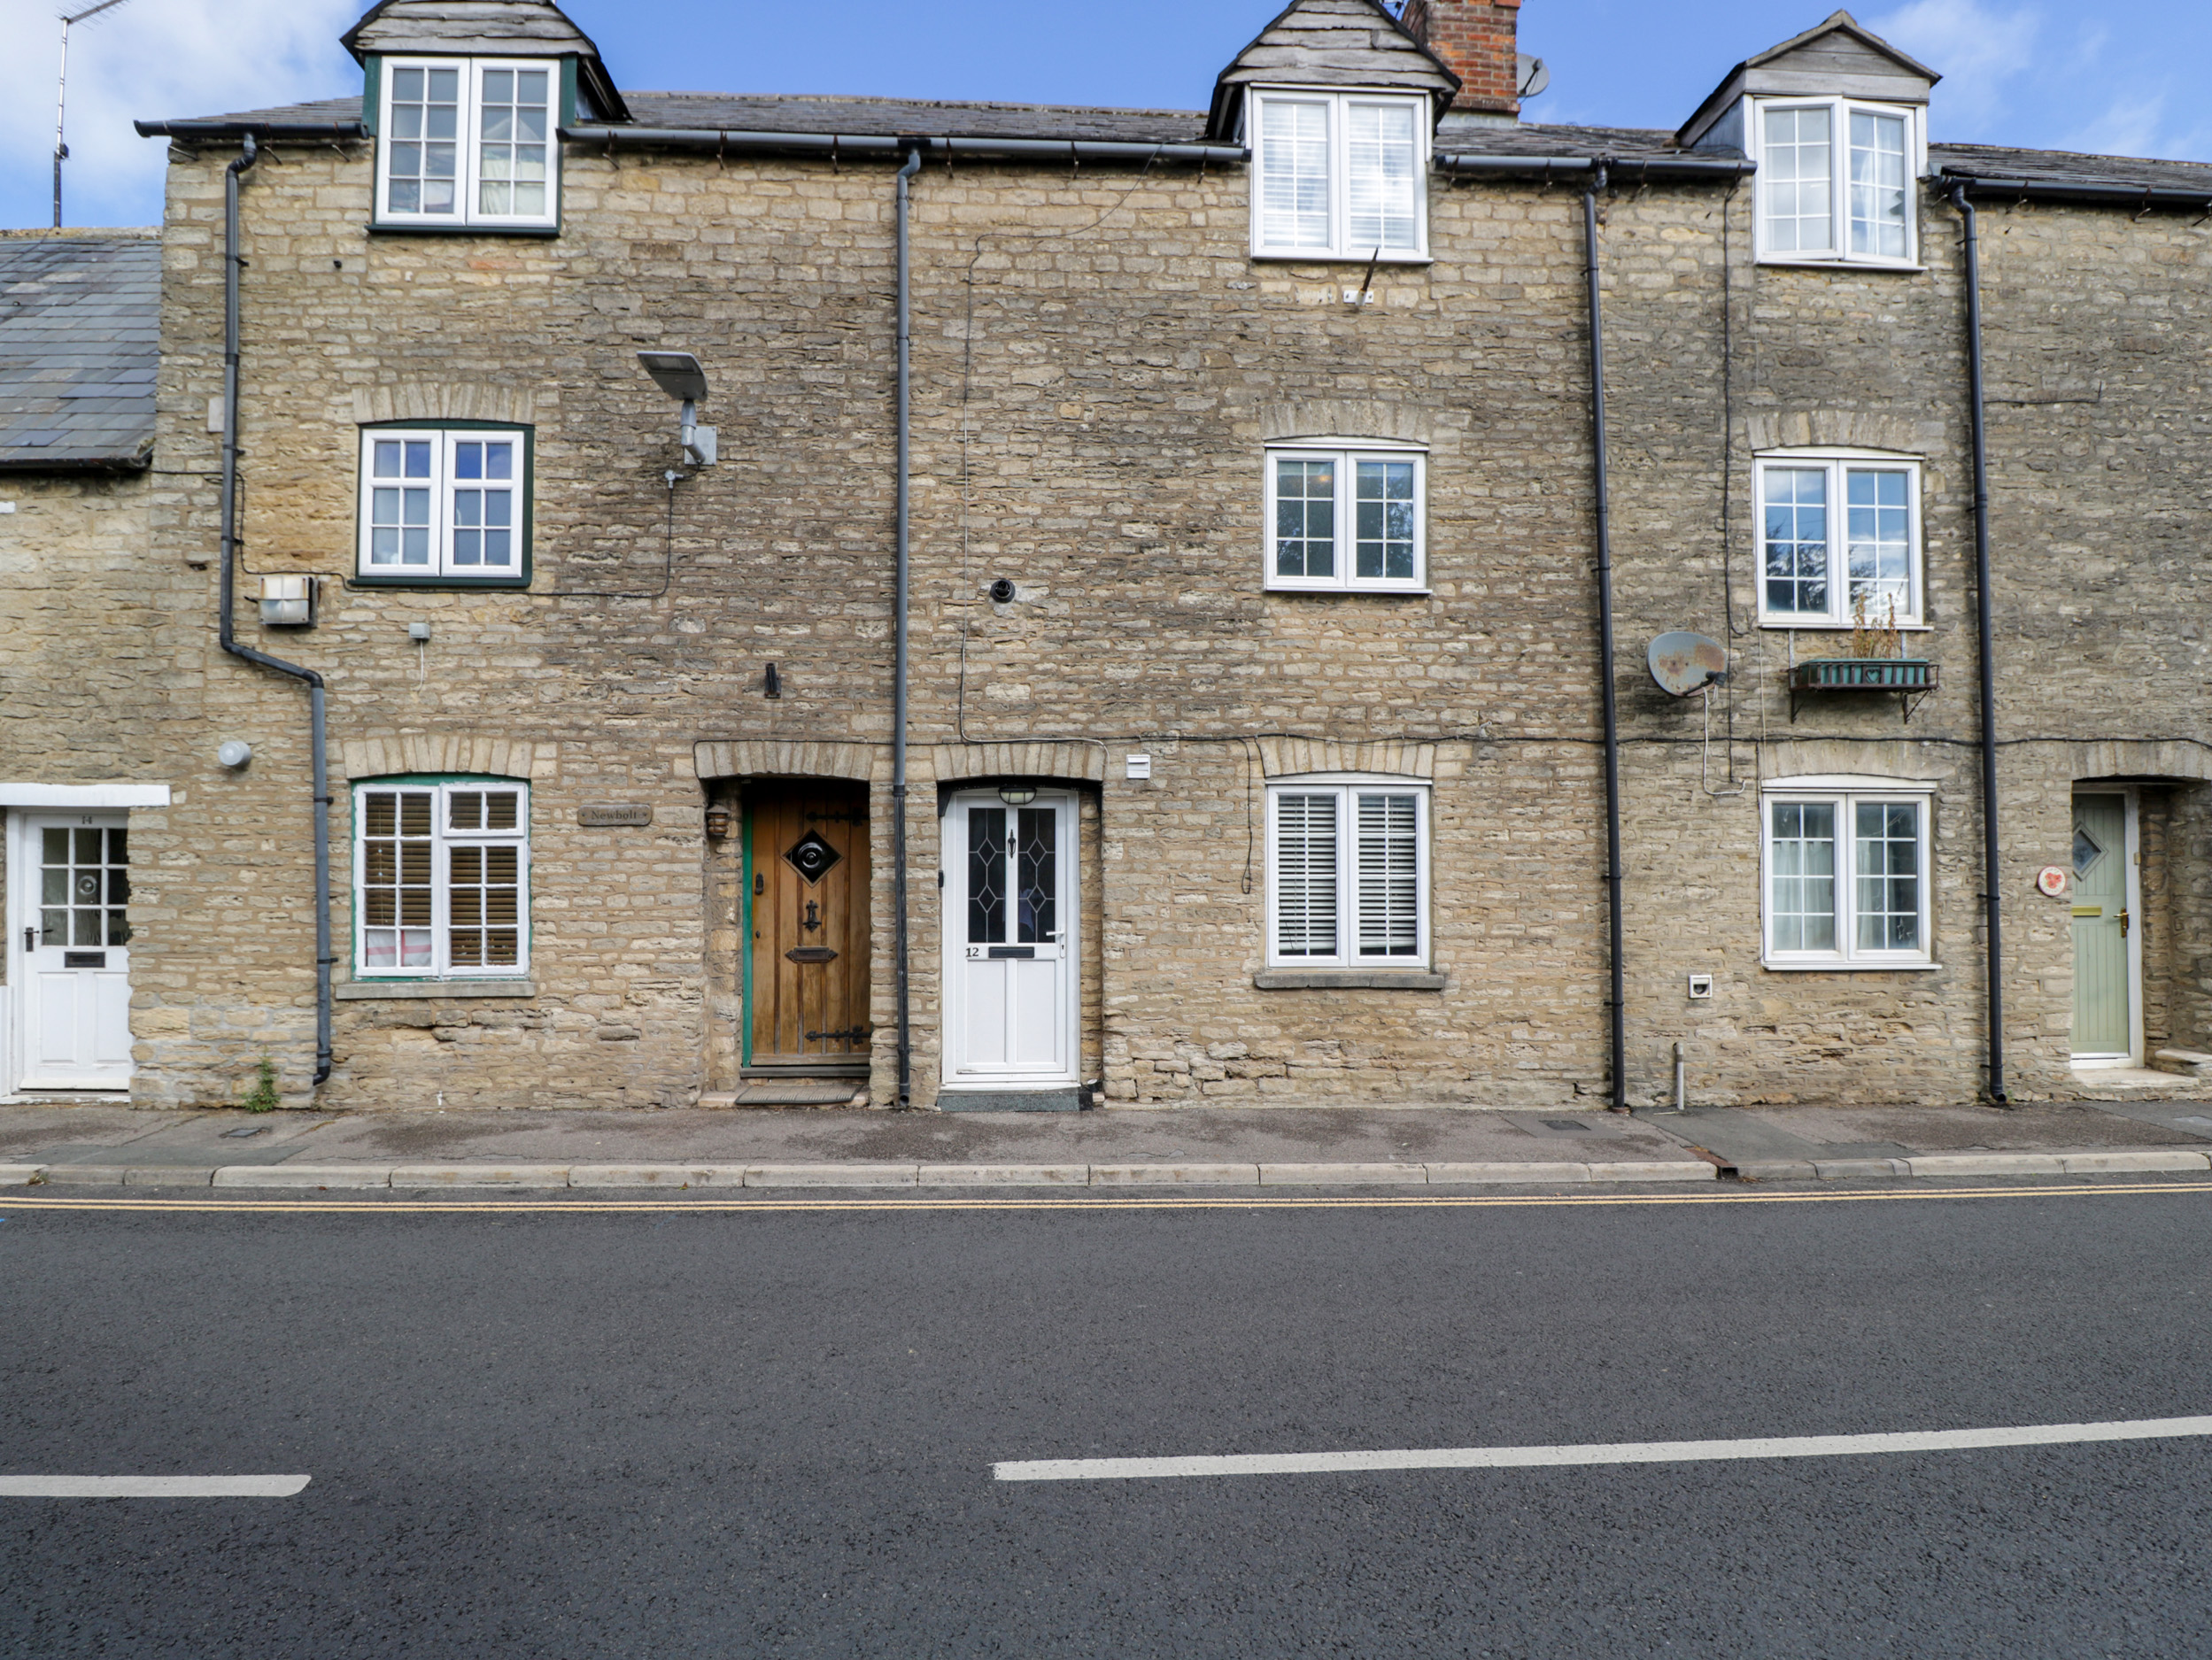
xmin=1274 ymin=794 xmax=1340 ymax=958
xmin=1355 ymin=793 xmax=1419 ymax=957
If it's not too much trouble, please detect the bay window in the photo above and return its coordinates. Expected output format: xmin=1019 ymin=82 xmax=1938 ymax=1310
xmin=1267 ymin=779 xmax=1429 ymax=969
xmin=1758 ymin=452 xmax=1921 ymax=628
xmin=1249 ymin=89 xmax=1428 ymax=261
xmin=354 ymin=780 xmax=530 ymax=979
xmin=1753 ymin=98 xmax=1920 ymax=266
xmin=1764 ymin=784 xmax=1932 ymax=969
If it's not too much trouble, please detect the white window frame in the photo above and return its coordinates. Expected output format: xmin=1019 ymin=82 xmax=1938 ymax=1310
xmin=1760 ymin=777 xmax=1934 ymax=970
xmin=375 ymin=57 xmax=561 ymax=230
xmin=1748 ymin=96 xmax=1924 ymax=267
xmin=1247 ymin=88 xmax=1431 ymax=263
xmin=356 ymin=426 xmax=530 ymax=582
xmin=1754 ymin=449 xmax=1923 ymax=629
xmin=1265 ymin=776 xmax=1432 ymax=969
xmin=352 ymin=779 xmax=532 ymax=981
xmin=1264 ymin=440 xmax=1427 ymax=593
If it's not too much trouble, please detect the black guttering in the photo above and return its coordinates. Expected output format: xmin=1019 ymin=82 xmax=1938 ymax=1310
xmin=1438 ymin=154 xmax=1755 ymax=181
xmin=1938 ymin=166 xmax=2212 ymax=210
xmin=1946 ymin=183 xmax=2008 ymax=1105
xmin=562 ymin=125 xmax=1247 ymax=165
xmin=217 ymin=137 xmax=336 ymax=1091
xmin=135 ymin=118 xmax=367 ymax=140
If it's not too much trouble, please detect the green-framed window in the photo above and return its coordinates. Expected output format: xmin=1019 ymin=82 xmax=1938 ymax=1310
xmin=356 ymin=422 xmax=534 ymax=588
xmin=352 ymin=776 xmax=531 ymax=980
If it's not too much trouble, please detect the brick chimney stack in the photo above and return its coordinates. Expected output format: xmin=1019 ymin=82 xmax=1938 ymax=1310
xmin=1402 ymin=0 xmax=1523 ymax=117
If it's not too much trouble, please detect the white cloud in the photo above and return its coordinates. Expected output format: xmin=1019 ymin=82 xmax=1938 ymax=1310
xmin=0 ymin=0 xmax=360 ymax=228
xmin=1865 ymin=0 xmax=2041 ymax=127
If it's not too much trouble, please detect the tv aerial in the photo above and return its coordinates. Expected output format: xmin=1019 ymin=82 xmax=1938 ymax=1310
xmin=1647 ymin=631 xmax=1728 ymax=697
xmin=53 ymin=0 xmax=137 ymax=229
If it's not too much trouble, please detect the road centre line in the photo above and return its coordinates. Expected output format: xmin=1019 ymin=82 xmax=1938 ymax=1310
xmin=0 ymin=1181 xmax=2208 ymax=1215
xmin=994 ymin=1415 xmax=2212 ymax=1483
xmin=0 ymin=1475 xmax=311 ymax=1498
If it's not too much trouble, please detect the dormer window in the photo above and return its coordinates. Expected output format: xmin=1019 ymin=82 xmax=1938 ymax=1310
xmin=1249 ymin=90 xmax=1429 ymax=262
xmin=1752 ymin=98 xmax=1921 ymax=266
xmin=374 ymin=58 xmax=561 ymax=231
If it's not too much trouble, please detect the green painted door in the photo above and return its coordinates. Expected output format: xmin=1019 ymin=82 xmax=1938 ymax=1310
xmin=2071 ymin=795 xmax=2130 ymax=1056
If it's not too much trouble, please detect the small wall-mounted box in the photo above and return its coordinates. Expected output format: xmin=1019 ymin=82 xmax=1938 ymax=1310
xmin=259 ymin=575 xmax=316 ymax=628
xmin=1125 ymin=753 xmax=1152 ymax=782
xmin=1687 ymin=974 xmax=1713 ymax=1000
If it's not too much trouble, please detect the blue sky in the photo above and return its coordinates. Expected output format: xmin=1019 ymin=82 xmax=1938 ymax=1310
xmin=3 ymin=0 xmax=2207 ymax=228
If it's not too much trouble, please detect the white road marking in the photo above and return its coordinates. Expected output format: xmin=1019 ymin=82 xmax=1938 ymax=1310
xmin=994 ymin=1415 xmax=2212 ymax=1482
xmin=0 ymin=1475 xmax=311 ymax=1498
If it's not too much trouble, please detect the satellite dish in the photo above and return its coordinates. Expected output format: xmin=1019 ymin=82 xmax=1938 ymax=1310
xmin=1517 ymin=54 xmax=1550 ymax=100
xmin=1648 ymin=631 xmax=1728 ymax=697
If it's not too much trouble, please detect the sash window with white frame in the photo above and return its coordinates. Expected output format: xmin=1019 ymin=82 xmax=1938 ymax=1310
xmin=1250 ymin=90 xmax=1428 ymax=261
xmin=1265 ymin=444 xmax=1425 ymax=591
xmin=1757 ymin=452 xmax=1921 ymax=628
xmin=376 ymin=58 xmax=559 ymax=230
xmin=1763 ymin=784 xmax=1932 ymax=969
xmin=1752 ymin=97 xmax=1921 ymax=266
xmin=1267 ymin=779 xmax=1429 ymax=968
xmin=355 ymin=780 xmax=530 ymax=979
xmin=358 ymin=427 xmax=529 ymax=583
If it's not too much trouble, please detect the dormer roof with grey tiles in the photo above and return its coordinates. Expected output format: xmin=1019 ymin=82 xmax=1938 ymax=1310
xmin=0 ymin=232 xmax=159 ymax=476
xmin=1209 ymin=0 xmax=1461 ymax=138
xmin=342 ymin=0 xmax=629 ymax=121
xmin=1679 ymin=9 xmax=1940 ymax=149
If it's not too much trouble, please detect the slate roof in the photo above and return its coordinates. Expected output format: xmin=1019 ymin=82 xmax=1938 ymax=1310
xmin=0 ymin=234 xmax=159 ymax=475
xmin=155 ymin=93 xmax=2212 ymax=194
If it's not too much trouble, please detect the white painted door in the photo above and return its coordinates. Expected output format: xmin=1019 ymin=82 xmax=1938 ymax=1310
xmin=942 ymin=792 xmax=1078 ymax=1088
xmin=17 ymin=814 xmax=133 ymax=1090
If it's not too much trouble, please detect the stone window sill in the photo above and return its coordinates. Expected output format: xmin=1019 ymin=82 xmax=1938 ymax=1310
xmin=1253 ymin=969 xmax=1446 ymax=991
xmin=336 ymin=980 xmax=537 ymax=1001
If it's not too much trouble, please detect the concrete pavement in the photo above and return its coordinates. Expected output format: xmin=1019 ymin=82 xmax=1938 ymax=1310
xmin=0 ymin=1096 xmax=2208 ymax=1189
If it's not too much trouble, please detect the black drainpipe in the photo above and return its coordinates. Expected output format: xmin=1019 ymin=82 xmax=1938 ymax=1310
xmin=1948 ymin=185 xmax=2007 ymax=1103
xmin=219 ymin=136 xmax=334 ymax=1087
xmin=892 ymin=142 xmax=924 ymax=1108
xmin=1583 ymin=167 xmax=1628 ymax=1113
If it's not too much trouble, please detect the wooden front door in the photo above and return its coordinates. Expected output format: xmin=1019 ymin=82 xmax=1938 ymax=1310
xmin=746 ymin=784 xmax=871 ymax=1069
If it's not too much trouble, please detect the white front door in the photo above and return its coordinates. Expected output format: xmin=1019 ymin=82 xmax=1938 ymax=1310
xmin=941 ymin=791 xmax=1078 ymax=1089
xmin=15 ymin=813 xmax=133 ymax=1091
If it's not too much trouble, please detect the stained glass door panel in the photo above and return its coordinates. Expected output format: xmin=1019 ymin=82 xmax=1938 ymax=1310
xmin=943 ymin=793 xmax=1077 ymax=1087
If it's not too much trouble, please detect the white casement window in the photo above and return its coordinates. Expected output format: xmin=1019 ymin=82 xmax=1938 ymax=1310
xmin=1249 ymin=89 xmax=1429 ymax=261
xmin=357 ymin=428 xmax=529 ymax=582
xmin=1265 ymin=444 xmax=1426 ymax=591
xmin=1752 ymin=98 xmax=1921 ymax=266
xmin=1267 ymin=778 xmax=1430 ymax=968
xmin=354 ymin=781 xmax=530 ymax=979
xmin=1757 ymin=452 xmax=1921 ymax=628
xmin=375 ymin=58 xmax=560 ymax=229
xmin=1763 ymin=783 xmax=1933 ymax=969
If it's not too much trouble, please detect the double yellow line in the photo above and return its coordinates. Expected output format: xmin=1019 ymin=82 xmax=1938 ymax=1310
xmin=2 ymin=1180 xmax=2208 ymax=1216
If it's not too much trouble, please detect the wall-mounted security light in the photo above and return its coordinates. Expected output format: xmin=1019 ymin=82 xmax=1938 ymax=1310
xmin=988 ymin=578 xmax=1017 ymax=604
xmin=704 ymin=807 xmax=732 ymax=839
xmin=638 ymin=351 xmax=718 ymax=467
xmin=998 ymin=785 xmax=1038 ymax=807
xmin=259 ymin=574 xmax=315 ymax=628
xmin=218 ymin=740 xmax=252 ymax=769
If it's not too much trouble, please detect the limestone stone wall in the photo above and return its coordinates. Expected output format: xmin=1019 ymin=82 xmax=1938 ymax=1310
xmin=99 ymin=129 xmax=2212 ymax=1110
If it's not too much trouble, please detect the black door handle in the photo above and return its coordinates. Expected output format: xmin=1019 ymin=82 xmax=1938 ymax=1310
xmin=22 ymin=926 xmax=34 ymax=953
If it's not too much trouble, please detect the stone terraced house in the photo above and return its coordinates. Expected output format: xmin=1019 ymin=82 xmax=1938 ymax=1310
xmin=3 ymin=0 xmax=2208 ymax=1114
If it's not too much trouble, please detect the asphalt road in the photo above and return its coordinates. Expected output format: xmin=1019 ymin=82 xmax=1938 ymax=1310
xmin=4 ymin=1182 xmax=2210 ymax=1656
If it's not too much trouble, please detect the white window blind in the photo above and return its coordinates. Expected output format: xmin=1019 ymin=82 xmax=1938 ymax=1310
xmin=357 ymin=781 xmax=530 ymax=978
xmin=1249 ymin=91 xmax=1428 ymax=260
xmin=1269 ymin=782 xmax=1429 ymax=967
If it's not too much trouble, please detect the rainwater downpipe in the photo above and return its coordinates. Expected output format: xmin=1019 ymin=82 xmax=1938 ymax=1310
xmin=219 ymin=136 xmax=334 ymax=1087
xmin=1584 ymin=167 xmax=1628 ymax=1113
xmin=1948 ymin=184 xmax=2007 ymax=1103
xmin=892 ymin=142 xmax=923 ymax=1108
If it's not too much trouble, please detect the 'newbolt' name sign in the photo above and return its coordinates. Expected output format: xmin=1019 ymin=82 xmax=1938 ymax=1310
xmin=576 ymin=804 xmax=654 ymax=828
